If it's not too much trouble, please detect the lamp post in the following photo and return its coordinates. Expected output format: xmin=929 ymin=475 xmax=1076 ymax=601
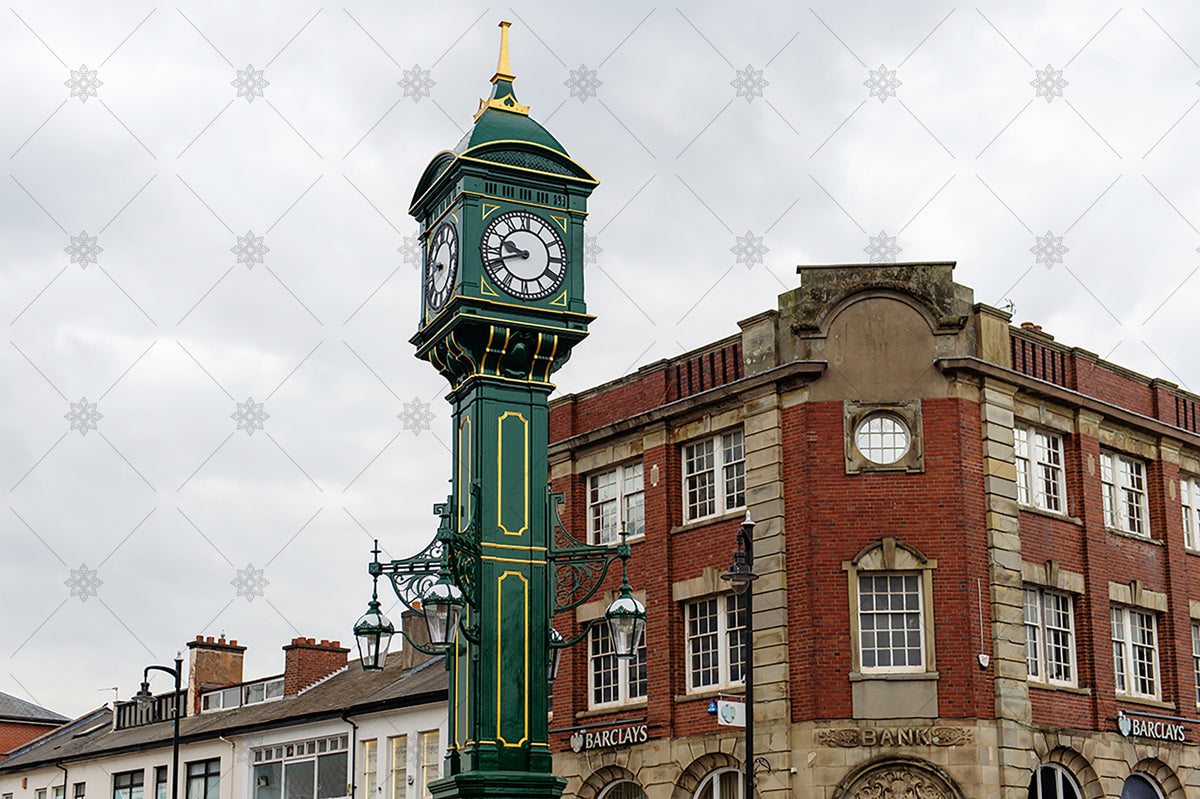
xmin=133 ymin=657 xmax=183 ymax=799
xmin=721 ymin=512 xmax=757 ymax=799
xmin=358 ymin=500 xmax=645 ymax=799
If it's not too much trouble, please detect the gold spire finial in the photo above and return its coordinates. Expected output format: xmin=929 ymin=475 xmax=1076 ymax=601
xmin=492 ymin=20 xmax=515 ymax=83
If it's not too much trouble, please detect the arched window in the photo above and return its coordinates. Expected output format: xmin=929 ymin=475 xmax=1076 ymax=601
xmin=1121 ymin=774 xmax=1164 ymax=799
xmin=694 ymin=768 xmax=741 ymax=799
xmin=597 ymin=781 xmax=646 ymax=799
xmin=1028 ymin=764 xmax=1081 ymax=799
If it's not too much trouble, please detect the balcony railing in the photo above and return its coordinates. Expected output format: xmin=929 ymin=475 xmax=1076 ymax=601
xmin=114 ymin=690 xmax=183 ymax=731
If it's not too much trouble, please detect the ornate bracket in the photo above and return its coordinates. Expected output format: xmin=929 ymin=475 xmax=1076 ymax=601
xmin=374 ymin=490 xmax=482 ymax=649
xmin=547 ymin=491 xmax=630 ymax=618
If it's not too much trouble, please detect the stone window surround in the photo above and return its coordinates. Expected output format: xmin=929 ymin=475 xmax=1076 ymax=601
xmin=1022 ymin=560 xmax=1085 ymax=596
xmin=1107 ymin=580 xmax=1167 ymax=613
xmin=844 ymin=400 xmax=924 ymax=475
xmin=842 ymin=536 xmax=938 ymax=678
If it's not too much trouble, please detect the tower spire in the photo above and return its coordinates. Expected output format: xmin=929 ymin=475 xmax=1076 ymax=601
xmin=492 ymin=20 xmax=514 ymax=84
xmin=474 ymin=20 xmax=529 ymax=120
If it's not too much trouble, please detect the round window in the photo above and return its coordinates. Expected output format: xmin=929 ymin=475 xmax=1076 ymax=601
xmin=855 ymin=414 xmax=910 ymax=465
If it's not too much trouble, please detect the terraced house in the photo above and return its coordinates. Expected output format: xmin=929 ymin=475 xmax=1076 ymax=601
xmin=0 ymin=632 xmax=448 ymax=799
xmin=543 ymin=261 xmax=1200 ymax=799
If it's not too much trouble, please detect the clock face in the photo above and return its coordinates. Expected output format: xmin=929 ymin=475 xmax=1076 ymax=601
xmin=425 ymin=221 xmax=458 ymax=311
xmin=479 ymin=210 xmax=568 ymax=300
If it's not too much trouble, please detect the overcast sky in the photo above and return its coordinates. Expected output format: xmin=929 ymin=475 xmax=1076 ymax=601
xmin=3 ymin=2 xmax=1199 ymax=718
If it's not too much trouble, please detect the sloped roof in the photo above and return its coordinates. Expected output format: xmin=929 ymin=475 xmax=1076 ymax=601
xmin=0 ymin=657 xmax=446 ymax=772
xmin=0 ymin=692 xmax=68 ymax=725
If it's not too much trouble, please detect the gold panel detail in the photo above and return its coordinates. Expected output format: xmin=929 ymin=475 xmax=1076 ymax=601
xmin=549 ymin=291 xmax=567 ymax=307
xmin=482 ymin=203 xmax=501 ymax=220
xmin=549 ymin=214 xmax=568 ymax=233
xmin=480 ymin=279 xmax=500 ymax=297
xmin=496 ymin=411 xmax=529 ymax=536
xmin=496 ymin=571 xmax=529 ymax=747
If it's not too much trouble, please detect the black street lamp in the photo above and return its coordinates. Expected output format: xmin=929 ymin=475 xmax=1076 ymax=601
xmin=721 ymin=512 xmax=757 ymax=799
xmin=133 ymin=657 xmax=183 ymax=799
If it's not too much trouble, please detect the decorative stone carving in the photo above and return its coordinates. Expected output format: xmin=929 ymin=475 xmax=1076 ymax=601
xmin=847 ymin=765 xmax=949 ymax=798
xmin=816 ymin=726 xmax=974 ymax=748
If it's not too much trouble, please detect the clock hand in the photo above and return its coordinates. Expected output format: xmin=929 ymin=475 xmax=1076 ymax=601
xmin=502 ymin=241 xmax=530 ymax=259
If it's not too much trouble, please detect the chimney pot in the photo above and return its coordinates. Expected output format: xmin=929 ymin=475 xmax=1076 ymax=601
xmin=206 ymin=636 xmax=215 ymax=643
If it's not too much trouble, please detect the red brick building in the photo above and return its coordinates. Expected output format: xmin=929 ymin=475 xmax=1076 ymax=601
xmin=544 ymin=262 xmax=1199 ymax=799
xmin=0 ymin=693 xmax=65 ymax=762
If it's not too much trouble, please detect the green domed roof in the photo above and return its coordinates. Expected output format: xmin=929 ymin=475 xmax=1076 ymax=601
xmin=454 ymin=78 xmax=567 ymax=156
xmin=409 ymin=22 xmax=596 ymax=215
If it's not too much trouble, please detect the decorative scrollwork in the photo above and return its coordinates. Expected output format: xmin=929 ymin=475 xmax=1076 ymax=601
xmin=546 ymin=491 xmax=625 ymax=616
xmin=554 ymin=560 xmax=605 ymax=612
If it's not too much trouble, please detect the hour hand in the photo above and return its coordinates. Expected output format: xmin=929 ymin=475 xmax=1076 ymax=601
xmin=502 ymin=241 xmax=529 ymax=259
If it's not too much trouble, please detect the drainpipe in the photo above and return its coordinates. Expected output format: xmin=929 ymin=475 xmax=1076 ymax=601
xmin=55 ymin=762 xmax=68 ymax=799
xmin=342 ymin=714 xmax=358 ymax=799
xmin=219 ymin=736 xmax=237 ymax=799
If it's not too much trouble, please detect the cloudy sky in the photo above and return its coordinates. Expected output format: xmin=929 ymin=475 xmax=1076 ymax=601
xmin=3 ymin=2 xmax=1199 ymax=718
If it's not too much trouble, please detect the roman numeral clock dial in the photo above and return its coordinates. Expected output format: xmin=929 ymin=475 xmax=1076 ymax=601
xmin=424 ymin=220 xmax=459 ymax=312
xmin=479 ymin=210 xmax=567 ymax=300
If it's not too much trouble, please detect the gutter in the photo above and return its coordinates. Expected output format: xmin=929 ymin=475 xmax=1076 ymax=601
xmin=55 ymin=762 xmax=67 ymax=799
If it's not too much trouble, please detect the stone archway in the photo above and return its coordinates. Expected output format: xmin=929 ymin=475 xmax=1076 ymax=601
xmin=831 ymin=756 xmax=964 ymax=799
xmin=1042 ymin=746 xmax=1103 ymax=799
xmin=671 ymin=753 xmax=741 ymax=799
xmin=1129 ymin=757 xmax=1185 ymax=799
xmin=577 ymin=766 xmax=639 ymax=799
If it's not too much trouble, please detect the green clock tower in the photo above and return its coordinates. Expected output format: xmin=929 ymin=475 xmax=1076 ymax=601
xmin=407 ymin=21 xmax=598 ymax=799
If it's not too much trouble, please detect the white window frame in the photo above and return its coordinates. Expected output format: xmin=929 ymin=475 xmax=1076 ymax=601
xmin=857 ymin=571 xmax=925 ymax=674
xmin=682 ymin=429 xmax=745 ymax=523
xmin=1028 ymin=764 xmax=1083 ymax=799
xmin=389 ymin=735 xmax=407 ymax=799
xmin=1014 ymin=425 xmax=1066 ymax=513
xmin=854 ymin=413 xmax=911 ymax=465
xmin=1193 ymin=621 xmax=1200 ymax=708
xmin=1024 ymin=587 xmax=1076 ymax=687
xmin=1182 ymin=475 xmax=1200 ymax=551
xmin=587 ymin=624 xmax=647 ymax=709
xmin=693 ymin=769 xmax=742 ymax=799
xmin=1111 ymin=605 xmax=1160 ymax=699
xmin=419 ymin=731 xmax=439 ymax=799
xmin=363 ymin=739 xmax=377 ymax=799
xmin=684 ymin=593 xmax=746 ymax=692
xmin=1100 ymin=451 xmax=1150 ymax=536
xmin=587 ymin=462 xmax=644 ymax=545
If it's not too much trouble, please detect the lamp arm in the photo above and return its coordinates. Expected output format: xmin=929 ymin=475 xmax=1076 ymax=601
xmin=553 ymin=617 xmax=603 ymax=650
xmin=393 ymin=627 xmax=444 ymax=657
xmin=142 ymin=664 xmax=181 ymax=682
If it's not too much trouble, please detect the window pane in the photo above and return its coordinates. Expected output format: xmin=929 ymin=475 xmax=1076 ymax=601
xmin=253 ymin=765 xmax=281 ymax=799
xmin=688 ymin=598 xmax=720 ymax=688
xmin=316 ymin=753 xmax=346 ymax=799
xmin=858 ymin=573 xmax=922 ymax=671
xmin=726 ymin=593 xmax=747 ymax=684
xmin=284 ymin=761 xmax=314 ymax=799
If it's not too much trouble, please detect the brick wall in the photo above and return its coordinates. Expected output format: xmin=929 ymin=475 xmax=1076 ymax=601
xmin=0 ymin=722 xmax=59 ymax=759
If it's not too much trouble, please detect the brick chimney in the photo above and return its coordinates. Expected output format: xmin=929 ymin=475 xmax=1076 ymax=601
xmin=283 ymin=638 xmax=349 ymax=695
xmin=186 ymin=634 xmax=245 ymax=715
xmin=397 ymin=609 xmax=438 ymax=671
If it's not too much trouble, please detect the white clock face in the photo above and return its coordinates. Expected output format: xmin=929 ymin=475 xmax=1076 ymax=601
xmin=425 ymin=221 xmax=458 ymax=311
xmin=479 ymin=210 xmax=568 ymax=300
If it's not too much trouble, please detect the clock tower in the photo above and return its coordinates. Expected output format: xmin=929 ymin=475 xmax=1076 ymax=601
xmin=407 ymin=21 xmax=598 ymax=799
